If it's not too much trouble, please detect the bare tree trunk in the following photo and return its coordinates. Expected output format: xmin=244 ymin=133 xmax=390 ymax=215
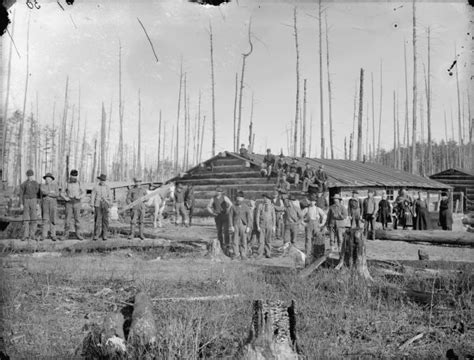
xmin=100 ymin=102 xmax=106 ymax=175
xmin=157 ymin=110 xmax=161 ymax=174
xmin=183 ymin=73 xmax=187 ymax=169
xmin=377 ymin=60 xmax=383 ymax=160
xmin=426 ymin=27 xmax=432 ymax=174
xmin=468 ymin=87 xmax=473 ymax=170
xmin=137 ymin=89 xmax=142 ymax=178
xmin=350 ymin=81 xmax=357 ymax=160
xmin=396 ymin=92 xmax=401 ymax=169
xmin=357 ymin=69 xmax=364 ymax=162
xmin=17 ymin=14 xmax=31 ymax=185
xmin=249 ymin=92 xmax=254 ymax=152
xmin=309 ymin=112 xmax=313 ymax=157
xmin=200 ymin=115 xmax=206 ymax=162
xmin=371 ymin=73 xmax=375 ymax=161
xmin=455 ymin=44 xmax=463 ymax=168
xmin=209 ymin=22 xmax=216 ymax=156
xmin=80 ymin=117 xmax=87 ymax=180
xmin=303 ymin=79 xmax=307 ymax=157
xmin=293 ymin=7 xmax=300 ymax=158
xmin=118 ymin=40 xmax=124 ymax=181
xmin=237 ymin=19 xmax=253 ymax=156
xmin=106 ymin=96 xmax=112 ymax=174
xmin=344 ymin=136 xmax=347 ymax=160
xmin=393 ymin=91 xmax=397 ymax=168
xmin=2 ymin=10 xmax=15 ymax=181
xmin=420 ymin=90 xmax=425 ymax=176
xmin=318 ymin=0 xmax=324 ymax=159
xmin=233 ymin=73 xmax=238 ymax=152
xmin=91 ymin=137 xmax=97 ymax=183
xmin=411 ymin=0 xmax=417 ymax=174
xmin=197 ymin=91 xmax=201 ymax=161
xmin=74 ymin=89 xmax=81 ymax=170
xmin=325 ymin=13 xmax=334 ymax=159
xmin=175 ymin=60 xmax=183 ymax=172
xmin=444 ymin=110 xmax=449 ymax=169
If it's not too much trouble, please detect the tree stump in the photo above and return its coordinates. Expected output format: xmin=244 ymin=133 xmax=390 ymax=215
xmin=241 ymin=300 xmax=299 ymax=360
xmin=337 ymin=228 xmax=373 ymax=281
xmin=81 ymin=312 xmax=127 ymax=359
xmin=418 ymin=249 xmax=429 ymax=261
xmin=128 ymin=292 xmax=158 ymax=349
xmin=206 ymin=238 xmax=230 ymax=262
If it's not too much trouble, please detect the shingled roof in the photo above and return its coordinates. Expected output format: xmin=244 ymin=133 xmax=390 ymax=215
xmin=241 ymin=152 xmax=450 ymax=190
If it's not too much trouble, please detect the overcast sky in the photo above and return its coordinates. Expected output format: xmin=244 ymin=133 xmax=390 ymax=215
xmin=3 ymin=0 xmax=472 ymax=164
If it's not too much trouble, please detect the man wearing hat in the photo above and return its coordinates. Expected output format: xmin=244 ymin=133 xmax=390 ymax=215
xmin=255 ymin=193 xmax=276 ymax=258
xmin=173 ymin=183 xmax=189 ymax=227
xmin=302 ymin=193 xmax=327 ymax=260
xmin=91 ymin=174 xmax=112 ymax=241
xmin=126 ymin=177 xmax=148 ymax=239
xmin=315 ymin=190 xmax=329 ymax=212
xmin=287 ymin=159 xmax=301 ymax=187
xmin=326 ymin=193 xmax=348 ymax=252
xmin=362 ymin=189 xmax=378 ymax=240
xmin=40 ymin=173 xmax=59 ymax=241
xmin=261 ymin=148 xmax=275 ymax=178
xmin=348 ymin=190 xmax=363 ymax=228
xmin=228 ymin=191 xmax=253 ymax=260
xmin=62 ymin=169 xmax=84 ymax=240
xmin=239 ymin=144 xmax=250 ymax=159
xmin=207 ymin=186 xmax=233 ymax=254
xmin=438 ymin=192 xmax=453 ymax=231
xmin=314 ymin=165 xmax=328 ymax=193
xmin=283 ymin=193 xmax=303 ymax=245
xmin=302 ymin=163 xmax=315 ymax=192
xmin=272 ymin=190 xmax=285 ymax=240
xmin=19 ymin=169 xmax=40 ymax=241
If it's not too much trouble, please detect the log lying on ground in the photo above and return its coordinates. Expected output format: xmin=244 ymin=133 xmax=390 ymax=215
xmin=241 ymin=300 xmax=299 ymax=360
xmin=375 ymin=229 xmax=474 ymax=247
xmin=128 ymin=292 xmax=158 ymax=349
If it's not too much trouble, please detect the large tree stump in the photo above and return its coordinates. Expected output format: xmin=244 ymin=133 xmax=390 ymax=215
xmin=337 ymin=228 xmax=373 ymax=281
xmin=241 ymin=300 xmax=299 ymax=360
xmin=81 ymin=313 xmax=127 ymax=359
xmin=206 ymin=238 xmax=230 ymax=262
xmin=128 ymin=292 xmax=158 ymax=349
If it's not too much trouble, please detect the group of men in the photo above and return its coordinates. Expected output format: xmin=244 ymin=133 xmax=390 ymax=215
xmin=19 ymin=169 xmax=87 ymax=241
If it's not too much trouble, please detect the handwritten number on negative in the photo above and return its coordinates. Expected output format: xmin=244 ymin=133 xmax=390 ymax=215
xmin=26 ymin=0 xmax=41 ymax=9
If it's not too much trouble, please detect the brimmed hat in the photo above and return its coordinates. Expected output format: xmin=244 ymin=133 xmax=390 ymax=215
xmin=133 ymin=177 xmax=142 ymax=182
xmin=236 ymin=191 xmax=245 ymax=198
xmin=333 ymin=194 xmax=342 ymax=200
xmin=266 ymin=148 xmax=271 ymax=152
xmin=352 ymin=190 xmax=359 ymax=194
xmin=308 ymin=193 xmax=318 ymax=201
xmin=43 ymin=173 xmax=55 ymax=180
xmin=26 ymin=169 xmax=34 ymax=176
xmin=97 ymin=174 xmax=107 ymax=181
xmin=441 ymin=191 xmax=448 ymax=197
xmin=216 ymin=186 xmax=224 ymax=192
xmin=70 ymin=169 xmax=78 ymax=176
xmin=368 ymin=189 xmax=375 ymax=194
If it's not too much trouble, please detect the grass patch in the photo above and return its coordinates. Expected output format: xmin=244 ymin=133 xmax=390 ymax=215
xmin=1 ymin=253 xmax=473 ymax=359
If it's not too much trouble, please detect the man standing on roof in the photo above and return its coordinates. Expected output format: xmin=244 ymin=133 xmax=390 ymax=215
xmin=302 ymin=193 xmax=327 ymax=261
xmin=283 ymin=193 xmax=303 ymax=245
xmin=62 ymin=169 xmax=84 ymax=240
xmin=173 ymin=183 xmax=189 ymax=227
xmin=255 ymin=193 xmax=276 ymax=259
xmin=239 ymin=144 xmax=250 ymax=159
xmin=348 ymin=190 xmax=363 ymax=228
xmin=207 ymin=186 xmax=233 ymax=254
xmin=261 ymin=148 xmax=275 ymax=178
xmin=19 ymin=169 xmax=40 ymax=241
xmin=91 ymin=174 xmax=112 ymax=241
xmin=228 ymin=191 xmax=252 ymax=260
xmin=362 ymin=189 xmax=377 ymax=240
xmin=126 ymin=177 xmax=148 ymax=240
xmin=327 ymin=193 xmax=348 ymax=252
xmin=314 ymin=165 xmax=328 ymax=193
xmin=272 ymin=190 xmax=285 ymax=240
xmin=40 ymin=173 xmax=59 ymax=241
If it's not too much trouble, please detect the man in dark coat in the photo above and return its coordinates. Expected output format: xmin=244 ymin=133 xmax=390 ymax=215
xmin=19 ymin=169 xmax=40 ymax=241
xmin=326 ymin=193 xmax=348 ymax=252
xmin=348 ymin=190 xmax=363 ymax=228
xmin=91 ymin=174 xmax=112 ymax=241
xmin=414 ymin=191 xmax=430 ymax=230
xmin=362 ymin=189 xmax=377 ymax=240
xmin=261 ymin=148 xmax=276 ymax=178
xmin=438 ymin=192 xmax=453 ymax=230
xmin=228 ymin=191 xmax=252 ymax=260
xmin=40 ymin=173 xmax=59 ymax=241
xmin=207 ymin=186 xmax=233 ymax=254
xmin=62 ymin=169 xmax=84 ymax=240
xmin=314 ymin=165 xmax=328 ymax=192
xmin=185 ymin=184 xmax=195 ymax=226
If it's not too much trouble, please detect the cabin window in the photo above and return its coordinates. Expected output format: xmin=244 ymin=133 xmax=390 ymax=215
xmin=386 ymin=189 xmax=394 ymax=201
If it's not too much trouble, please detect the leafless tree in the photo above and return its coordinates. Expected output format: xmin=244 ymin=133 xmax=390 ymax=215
xmin=293 ymin=7 xmax=300 ymax=157
xmin=357 ymin=68 xmax=364 ymax=162
xmin=411 ymin=0 xmax=417 ymax=174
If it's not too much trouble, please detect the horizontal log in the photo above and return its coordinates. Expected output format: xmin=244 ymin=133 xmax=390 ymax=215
xmin=182 ymin=171 xmax=263 ymax=180
xmin=193 ymin=183 xmax=281 ymax=192
xmin=194 ymin=164 xmax=256 ymax=173
xmin=177 ymin=177 xmax=278 ymax=186
xmin=374 ymin=229 xmax=474 ymax=246
xmin=209 ymin=158 xmax=246 ymax=166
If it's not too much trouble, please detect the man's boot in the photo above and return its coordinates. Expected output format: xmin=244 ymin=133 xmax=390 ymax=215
xmin=128 ymin=225 xmax=134 ymax=240
xmin=62 ymin=231 xmax=69 ymax=241
xmin=138 ymin=224 xmax=145 ymax=240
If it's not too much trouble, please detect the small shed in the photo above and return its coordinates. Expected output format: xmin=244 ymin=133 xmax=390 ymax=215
xmin=430 ymin=168 xmax=474 ymax=213
xmin=168 ymin=151 xmax=451 ymax=217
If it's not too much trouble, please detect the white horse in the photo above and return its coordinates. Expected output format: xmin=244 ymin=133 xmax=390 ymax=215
xmin=146 ymin=183 xmax=175 ymax=228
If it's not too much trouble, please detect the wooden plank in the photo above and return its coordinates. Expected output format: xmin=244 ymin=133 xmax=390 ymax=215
xmin=298 ymin=256 xmax=327 ymax=278
xmin=193 ymin=183 xmax=281 ymax=192
xmin=209 ymin=158 xmax=246 ymax=166
xmin=375 ymin=229 xmax=474 ymax=246
xmin=177 ymin=177 xmax=278 ymax=186
xmin=182 ymin=171 xmax=262 ymax=179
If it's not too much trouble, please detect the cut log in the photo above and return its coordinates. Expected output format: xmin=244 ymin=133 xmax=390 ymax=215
xmin=120 ymin=183 xmax=174 ymax=214
xmin=337 ymin=228 xmax=373 ymax=281
xmin=418 ymin=249 xmax=429 ymax=260
xmin=177 ymin=177 xmax=277 ymax=186
xmin=375 ymin=229 xmax=474 ymax=247
xmin=128 ymin=292 xmax=158 ymax=349
xmin=299 ymin=256 xmax=327 ymax=279
xmin=241 ymin=300 xmax=298 ymax=360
